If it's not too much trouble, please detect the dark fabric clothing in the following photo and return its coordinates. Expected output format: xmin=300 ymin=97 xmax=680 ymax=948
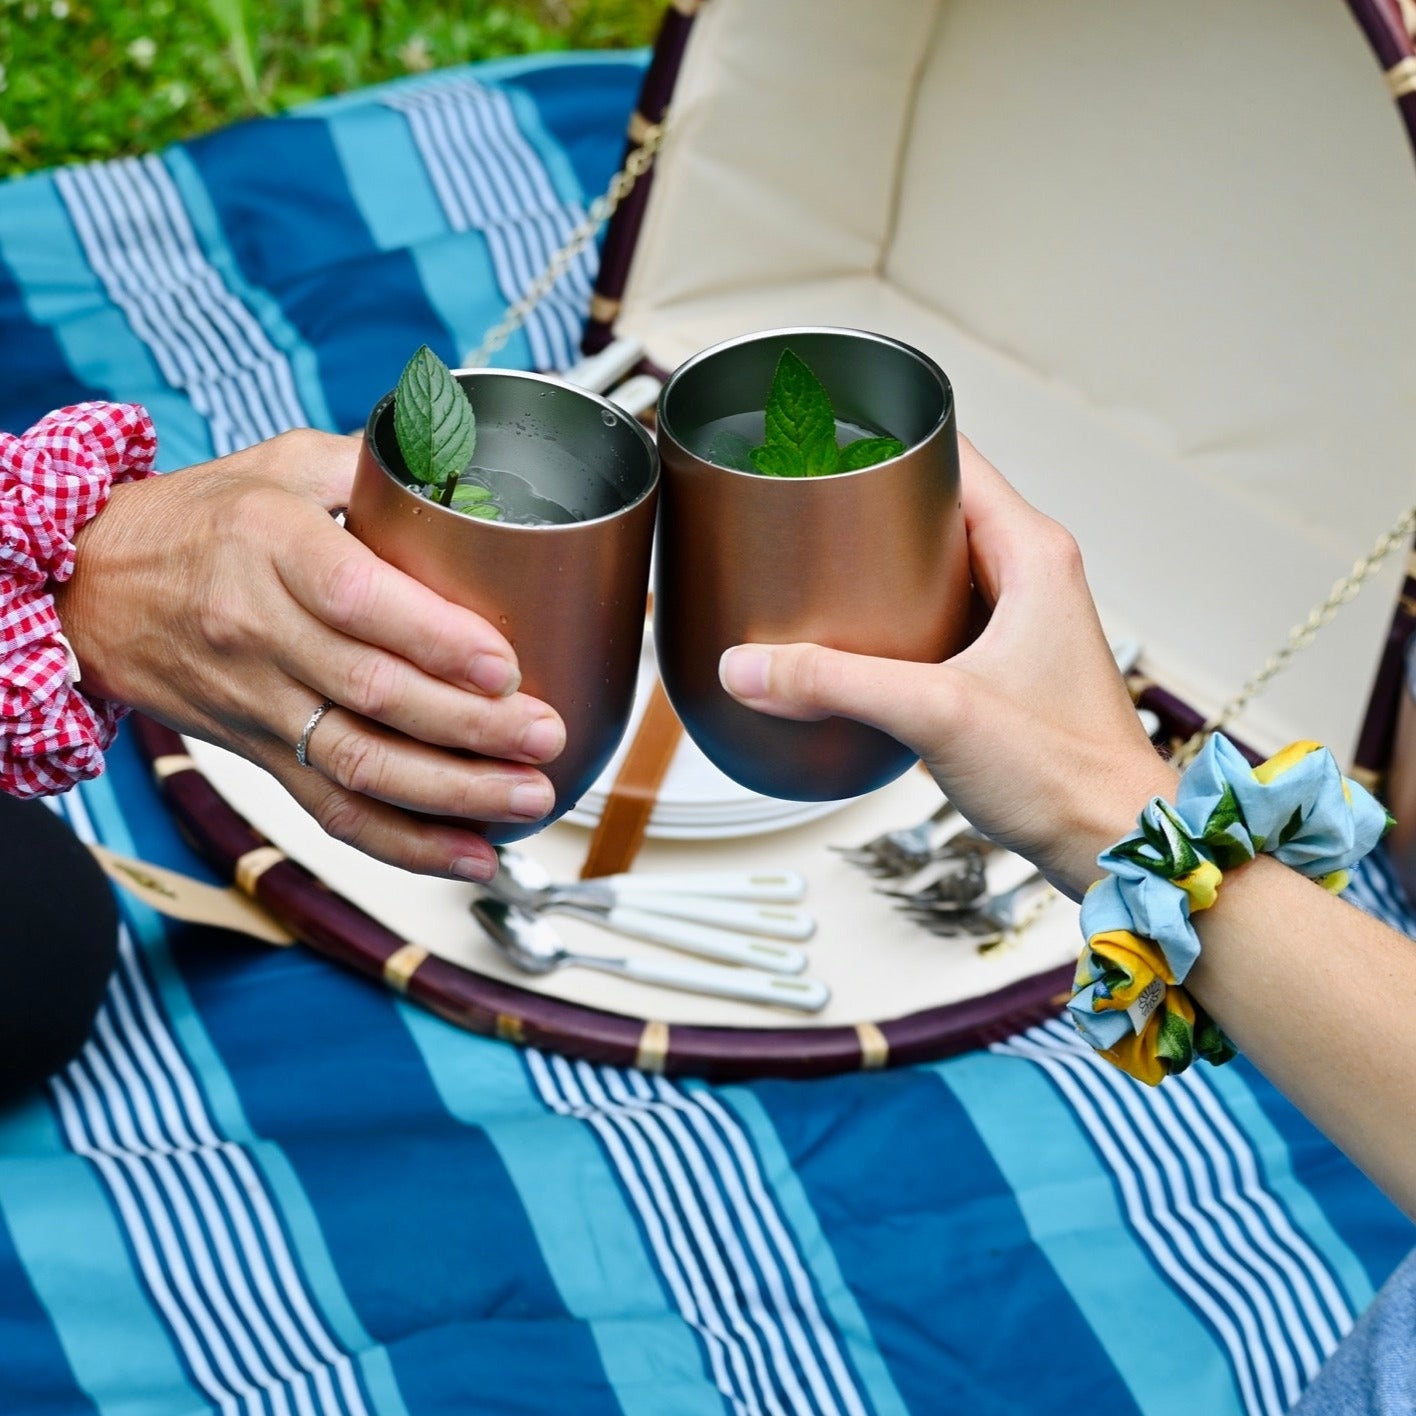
xmin=0 ymin=793 xmax=116 ymax=1097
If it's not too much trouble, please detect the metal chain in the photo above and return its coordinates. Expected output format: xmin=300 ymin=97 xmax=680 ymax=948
xmin=1171 ymin=500 xmax=1416 ymax=767
xmin=461 ymin=117 xmax=669 ymax=368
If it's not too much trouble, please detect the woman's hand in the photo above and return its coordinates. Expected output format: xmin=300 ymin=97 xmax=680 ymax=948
xmin=53 ymin=429 xmax=564 ymax=881
xmin=722 ymin=435 xmax=1416 ymax=1218
xmin=719 ymin=436 xmax=1176 ymax=897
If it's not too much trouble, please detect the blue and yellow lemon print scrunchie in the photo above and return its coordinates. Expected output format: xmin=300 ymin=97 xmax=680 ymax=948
xmin=1068 ymin=735 xmax=1391 ymax=1085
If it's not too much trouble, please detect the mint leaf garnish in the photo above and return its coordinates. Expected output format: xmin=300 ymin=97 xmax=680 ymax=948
xmin=748 ymin=442 xmax=804 ymax=478
xmin=837 ymin=436 xmax=905 ymax=471
xmin=756 ymin=349 xmax=837 ymax=478
xmin=449 ymin=481 xmax=502 ymax=520
xmin=392 ymin=345 xmax=508 ymax=520
xmin=394 ymin=345 xmax=477 ymax=490
xmin=746 ymin=348 xmax=907 ymax=478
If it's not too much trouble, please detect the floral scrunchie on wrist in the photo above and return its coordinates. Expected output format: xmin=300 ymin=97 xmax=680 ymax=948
xmin=1068 ymin=734 xmax=1391 ymax=1086
xmin=1 ymin=402 xmax=157 ymax=797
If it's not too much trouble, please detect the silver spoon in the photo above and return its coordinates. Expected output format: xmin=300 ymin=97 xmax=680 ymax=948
xmin=474 ymin=880 xmax=809 ymax=974
xmin=472 ymin=899 xmax=830 ymax=1013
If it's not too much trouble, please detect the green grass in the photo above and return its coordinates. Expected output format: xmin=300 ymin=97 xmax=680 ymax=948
xmin=0 ymin=0 xmax=663 ymax=177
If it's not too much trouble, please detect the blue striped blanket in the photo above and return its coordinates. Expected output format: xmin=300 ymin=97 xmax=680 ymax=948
xmin=2 ymin=53 xmax=1414 ymax=1416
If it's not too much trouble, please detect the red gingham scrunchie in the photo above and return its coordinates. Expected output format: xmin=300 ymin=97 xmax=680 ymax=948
xmin=1 ymin=402 xmax=158 ymax=797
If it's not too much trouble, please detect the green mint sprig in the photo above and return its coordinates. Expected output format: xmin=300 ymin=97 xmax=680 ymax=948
xmin=392 ymin=345 xmax=502 ymax=519
xmin=448 ymin=482 xmax=502 ymax=519
xmin=746 ymin=349 xmax=905 ymax=478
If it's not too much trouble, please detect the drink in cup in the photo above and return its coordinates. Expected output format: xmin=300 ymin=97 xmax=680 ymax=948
xmin=654 ymin=326 xmax=970 ymax=801
xmin=346 ymin=367 xmax=659 ymax=843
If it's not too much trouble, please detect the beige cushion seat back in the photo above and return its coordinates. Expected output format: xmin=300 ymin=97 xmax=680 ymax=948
xmin=614 ymin=0 xmax=1416 ymax=759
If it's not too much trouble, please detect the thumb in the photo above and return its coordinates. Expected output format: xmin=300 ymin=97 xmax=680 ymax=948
xmin=719 ymin=643 xmax=954 ymax=755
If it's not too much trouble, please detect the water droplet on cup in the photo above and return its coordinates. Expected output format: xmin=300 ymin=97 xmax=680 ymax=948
xmin=600 ymin=408 xmax=618 ymax=426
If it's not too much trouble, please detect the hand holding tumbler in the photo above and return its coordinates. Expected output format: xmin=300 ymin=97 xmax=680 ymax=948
xmin=653 ymin=327 xmax=971 ymax=802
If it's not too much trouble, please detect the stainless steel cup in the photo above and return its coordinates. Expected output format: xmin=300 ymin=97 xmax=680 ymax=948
xmin=655 ymin=327 xmax=970 ymax=801
xmin=346 ymin=368 xmax=659 ymax=844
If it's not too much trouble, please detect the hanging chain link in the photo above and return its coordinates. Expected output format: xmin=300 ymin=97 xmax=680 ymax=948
xmin=461 ymin=117 xmax=669 ymax=368
xmin=1171 ymin=501 xmax=1416 ymax=768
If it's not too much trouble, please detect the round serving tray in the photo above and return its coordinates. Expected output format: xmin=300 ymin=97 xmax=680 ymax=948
xmin=133 ymin=715 xmax=1076 ymax=1080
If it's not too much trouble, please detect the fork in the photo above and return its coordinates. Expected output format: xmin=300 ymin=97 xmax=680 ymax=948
xmin=831 ymin=799 xmax=958 ymax=876
xmin=874 ymin=852 xmax=988 ymax=909
xmin=894 ymin=869 xmax=1047 ymax=940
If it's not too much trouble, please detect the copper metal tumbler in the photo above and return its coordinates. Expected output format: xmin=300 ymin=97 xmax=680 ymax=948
xmin=654 ymin=327 xmax=970 ymax=801
xmin=346 ymin=368 xmax=659 ymax=844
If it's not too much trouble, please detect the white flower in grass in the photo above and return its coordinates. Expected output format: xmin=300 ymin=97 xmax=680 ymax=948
xmin=398 ymin=35 xmax=433 ymax=73
xmin=50 ymin=0 xmax=69 ymax=16
xmin=127 ymin=36 xmax=157 ymax=69
xmin=160 ymin=80 xmax=189 ymax=110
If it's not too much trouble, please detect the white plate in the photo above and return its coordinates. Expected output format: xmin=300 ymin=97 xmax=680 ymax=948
xmin=563 ymin=797 xmax=848 ymax=839
xmin=179 ymin=730 xmax=1082 ymax=1031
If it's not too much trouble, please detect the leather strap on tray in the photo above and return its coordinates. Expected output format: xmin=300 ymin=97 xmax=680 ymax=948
xmin=579 ymin=677 xmax=683 ymax=878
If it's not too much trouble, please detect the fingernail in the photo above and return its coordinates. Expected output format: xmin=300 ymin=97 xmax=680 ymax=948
xmin=470 ymin=654 xmax=519 ymax=696
xmin=720 ymin=646 xmax=770 ymax=700
xmin=519 ymin=715 xmax=565 ymax=762
xmin=451 ymin=854 xmax=496 ymax=883
xmin=509 ymin=782 xmax=555 ymax=821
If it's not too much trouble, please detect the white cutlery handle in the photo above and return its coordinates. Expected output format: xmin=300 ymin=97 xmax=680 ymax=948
xmin=619 ymin=892 xmax=816 ymax=941
xmin=593 ymin=954 xmax=830 ymax=1012
xmin=1110 ymin=638 xmax=1143 ymax=676
xmin=586 ymin=906 xmax=808 ymax=974
xmin=557 ymin=337 xmax=645 ymax=393
xmin=605 ymin=374 xmax=662 ymax=417
xmin=606 ymin=870 xmax=808 ymax=903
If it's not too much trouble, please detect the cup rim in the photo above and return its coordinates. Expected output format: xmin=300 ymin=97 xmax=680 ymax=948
xmin=363 ymin=366 xmax=660 ymax=532
xmin=657 ymin=325 xmax=954 ymax=480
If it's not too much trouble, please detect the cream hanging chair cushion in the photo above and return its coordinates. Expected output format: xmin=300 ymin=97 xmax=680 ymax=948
xmin=614 ymin=0 xmax=1416 ymax=760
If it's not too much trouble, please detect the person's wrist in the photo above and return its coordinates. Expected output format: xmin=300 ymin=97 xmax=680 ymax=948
xmin=49 ymin=476 xmax=148 ymax=704
xmin=1068 ymin=734 xmax=1391 ymax=1086
xmin=0 ymin=401 xmax=158 ymax=796
xmin=1056 ymin=751 xmax=1180 ymax=898
xmin=1182 ymin=852 xmax=1277 ymax=997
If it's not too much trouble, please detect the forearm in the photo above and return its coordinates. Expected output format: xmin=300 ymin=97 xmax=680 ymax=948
xmin=1188 ymin=855 xmax=1416 ymax=1219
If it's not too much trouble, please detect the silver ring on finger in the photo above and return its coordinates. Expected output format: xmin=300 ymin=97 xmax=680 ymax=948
xmin=296 ymin=699 xmax=337 ymax=768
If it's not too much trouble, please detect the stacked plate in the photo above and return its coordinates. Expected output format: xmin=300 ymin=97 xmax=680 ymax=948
xmin=562 ymin=627 xmax=854 ymax=840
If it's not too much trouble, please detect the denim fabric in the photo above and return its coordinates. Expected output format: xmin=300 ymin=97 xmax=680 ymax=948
xmin=1293 ymin=1247 xmax=1416 ymax=1414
